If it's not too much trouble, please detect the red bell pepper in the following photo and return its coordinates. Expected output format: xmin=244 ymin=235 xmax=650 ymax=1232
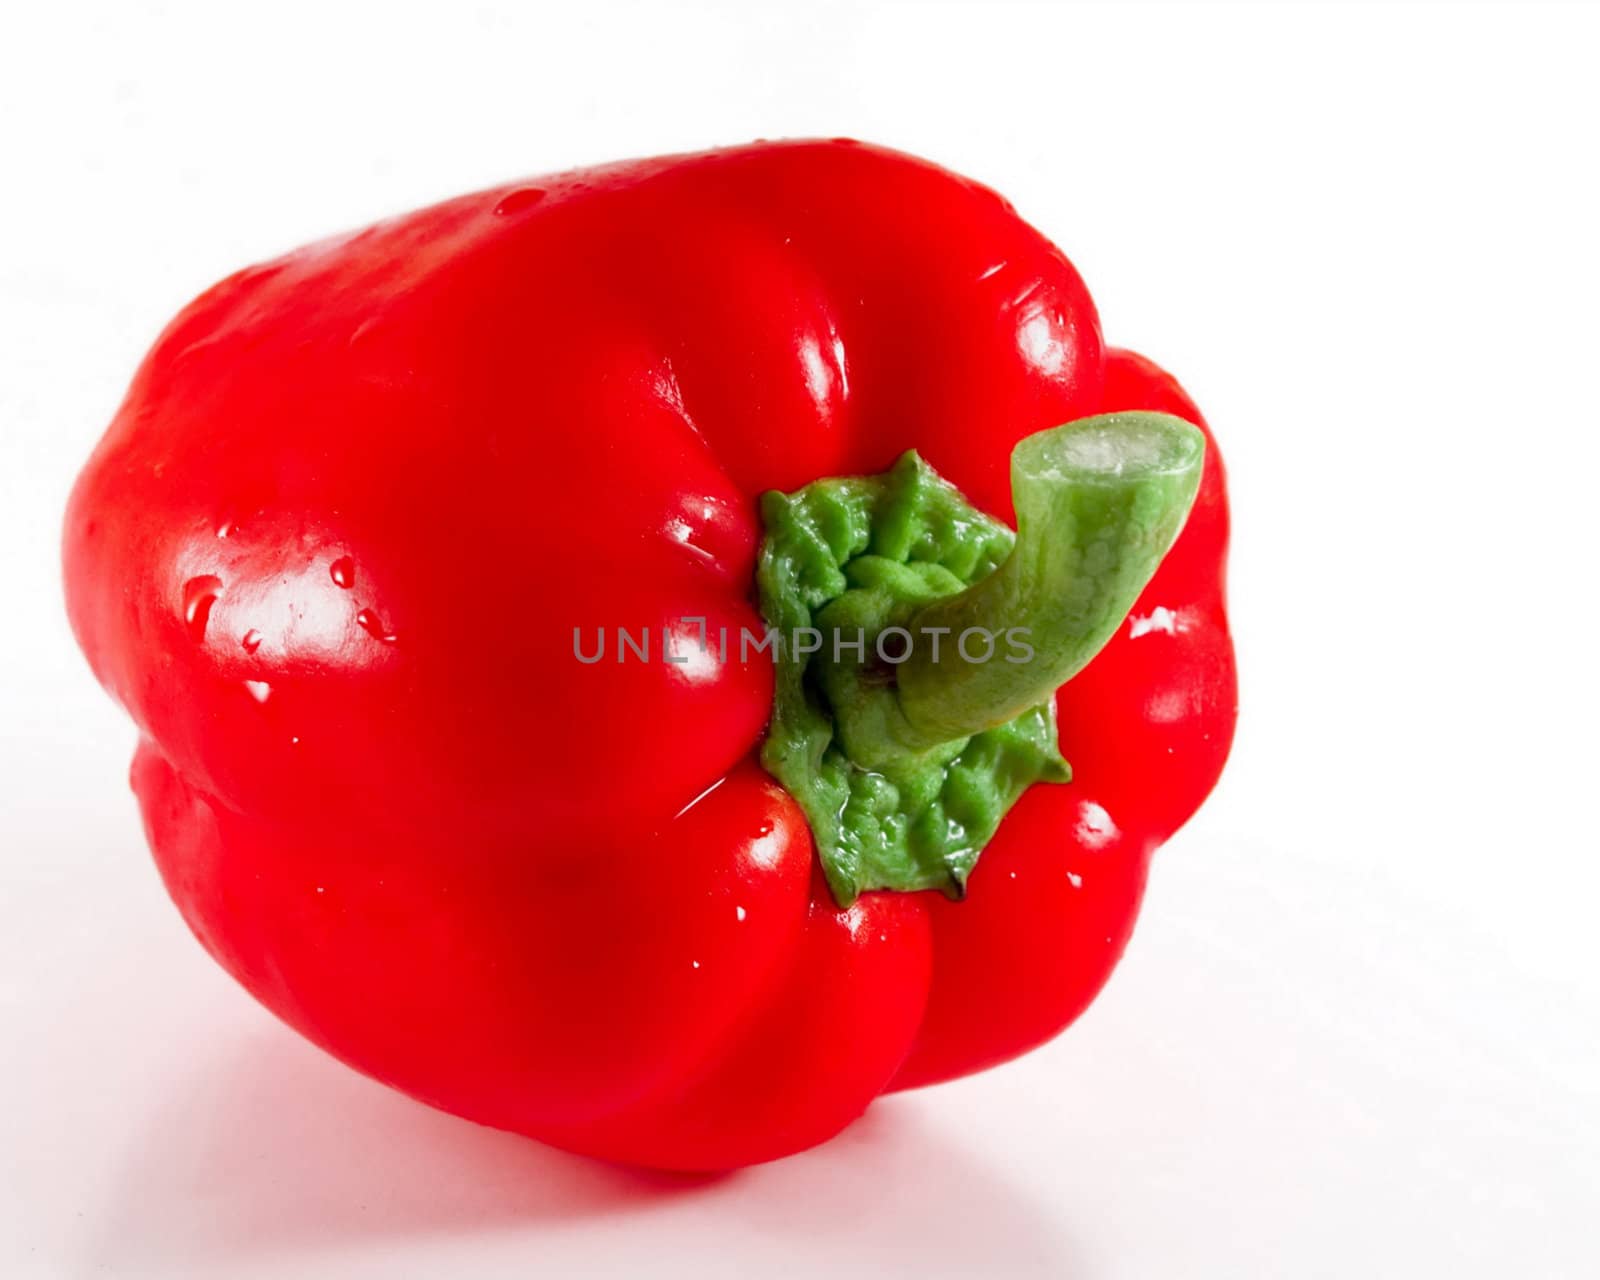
xmin=63 ymin=140 xmax=1235 ymax=1169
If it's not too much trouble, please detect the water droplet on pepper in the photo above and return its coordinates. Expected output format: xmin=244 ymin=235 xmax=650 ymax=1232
xmin=356 ymin=608 xmax=397 ymax=644
xmin=493 ymin=187 xmax=546 ymax=216
xmin=182 ymin=575 xmax=223 ymax=641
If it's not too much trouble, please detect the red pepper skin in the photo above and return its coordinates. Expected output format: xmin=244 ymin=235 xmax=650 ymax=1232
xmin=64 ymin=141 xmax=1235 ymax=1169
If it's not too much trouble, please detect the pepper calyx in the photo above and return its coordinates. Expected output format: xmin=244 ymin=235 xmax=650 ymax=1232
xmin=757 ymin=412 xmax=1205 ymax=906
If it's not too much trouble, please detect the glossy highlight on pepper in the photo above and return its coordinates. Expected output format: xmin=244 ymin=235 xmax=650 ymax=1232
xmin=62 ymin=139 xmax=1237 ymax=1170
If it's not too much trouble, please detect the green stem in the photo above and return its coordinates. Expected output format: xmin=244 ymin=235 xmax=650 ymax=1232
xmin=893 ymin=412 xmax=1205 ymax=746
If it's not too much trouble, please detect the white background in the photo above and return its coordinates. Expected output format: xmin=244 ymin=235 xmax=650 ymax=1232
xmin=3 ymin=2 xmax=1597 ymax=1276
